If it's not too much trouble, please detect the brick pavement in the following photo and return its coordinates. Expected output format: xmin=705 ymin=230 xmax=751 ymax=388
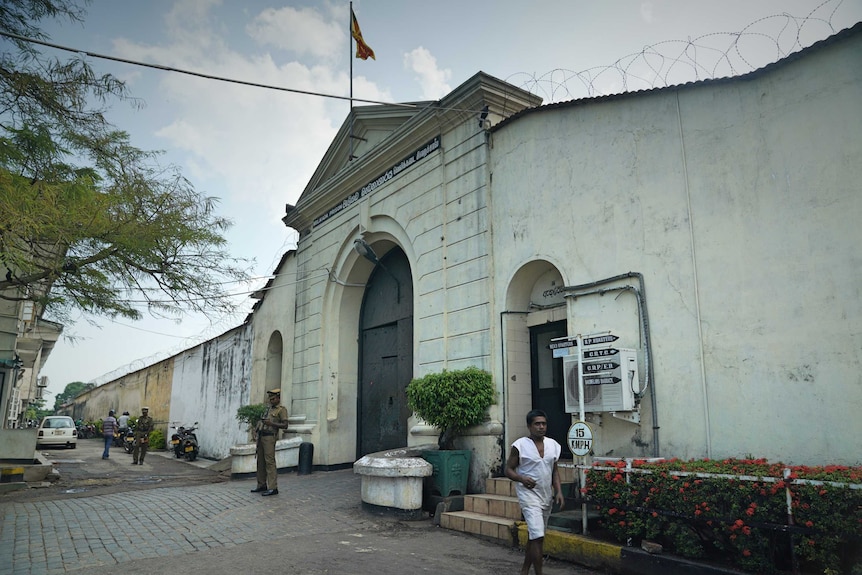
xmin=0 ymin=469 xmax=382 ymax=575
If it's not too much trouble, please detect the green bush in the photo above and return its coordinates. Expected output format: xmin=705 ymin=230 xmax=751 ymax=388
xmin=586 ymin=458 xmax=862 ymax=574
xmin=406 ymin=367 xmax=496 ymax=450
xmin=236 ymin=403 xmax=268 ymax=432
xmin=148 ymin=429 xmax=165 ymax=450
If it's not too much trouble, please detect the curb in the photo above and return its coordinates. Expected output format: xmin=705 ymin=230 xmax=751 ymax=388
xmin=513 ymin=523 xmax=747 ymax=575
xmin=0 ymin=467 xmax=24 ymax=483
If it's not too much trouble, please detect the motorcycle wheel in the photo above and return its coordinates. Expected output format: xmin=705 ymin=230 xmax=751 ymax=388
xmin=186 ymin=451 xmax=197 ymax=462
xmin=124 ymin=441 xmax=134 ymax=454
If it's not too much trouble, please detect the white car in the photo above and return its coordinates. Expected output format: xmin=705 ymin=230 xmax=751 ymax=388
xmin=36 ymin=416 xmax=78 ymax=449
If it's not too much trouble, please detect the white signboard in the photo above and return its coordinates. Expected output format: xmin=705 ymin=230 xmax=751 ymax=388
xmin=567 ymin=421 xmax=593 ymax=457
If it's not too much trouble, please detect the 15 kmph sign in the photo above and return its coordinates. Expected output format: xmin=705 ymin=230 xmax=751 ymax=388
xmin=567 ymin=421 xmax=593 ymax=457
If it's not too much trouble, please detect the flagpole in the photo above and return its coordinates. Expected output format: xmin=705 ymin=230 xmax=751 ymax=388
xmin=349 ymin=1 xmax=354 ymax=162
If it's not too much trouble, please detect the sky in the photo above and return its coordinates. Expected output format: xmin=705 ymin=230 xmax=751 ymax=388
xmin=30 ymin=0 xmax=862 ymax=403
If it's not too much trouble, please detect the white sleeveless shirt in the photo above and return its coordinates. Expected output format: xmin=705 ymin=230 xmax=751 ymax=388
xmin=512 ymin=436 xmax=561 ymax=507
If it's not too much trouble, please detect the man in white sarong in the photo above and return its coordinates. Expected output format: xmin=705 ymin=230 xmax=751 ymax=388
xmin=505 ymin=409 xmax=565 ymax=575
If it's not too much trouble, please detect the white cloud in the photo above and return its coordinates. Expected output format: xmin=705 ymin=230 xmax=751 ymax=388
xmin=246 ymin=6 xmax=344 ymax=60
xmin=105 ymin=0 xmax=396 ymax=279
xmin=403 ymin=47 xmax=451 ymax=100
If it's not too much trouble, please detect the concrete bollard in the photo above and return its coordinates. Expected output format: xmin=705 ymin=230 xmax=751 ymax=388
xmin=298 ymin=442 xmax=313 ymax=475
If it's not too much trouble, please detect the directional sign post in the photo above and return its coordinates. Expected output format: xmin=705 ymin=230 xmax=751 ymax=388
xmin=582 ymin=348 xmax=619 ymax=359
xmin=582 ymin=334 xmax=619 ymax=346
xmin=583 ymin=375 xmax=622 ymax=386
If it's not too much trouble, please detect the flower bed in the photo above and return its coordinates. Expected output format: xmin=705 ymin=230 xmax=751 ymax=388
xmin=584 ymin=458 xmax=862 ymax=574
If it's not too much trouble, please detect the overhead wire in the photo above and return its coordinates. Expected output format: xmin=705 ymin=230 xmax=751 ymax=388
xmin=0 ymin=30 xmax=488 ymax=116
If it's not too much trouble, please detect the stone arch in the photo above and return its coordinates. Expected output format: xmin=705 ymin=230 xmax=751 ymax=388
xmin=318 ymin=218 xmax=417 ymax=462
xmin=265 ymin=331 xmax=283 ymax=393
xmin=503 ymin=259 xmax=569 ymax=449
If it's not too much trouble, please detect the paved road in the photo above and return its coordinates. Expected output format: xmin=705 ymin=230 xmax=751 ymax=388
xmin=0 ymin=440 xmax=600 ymax=575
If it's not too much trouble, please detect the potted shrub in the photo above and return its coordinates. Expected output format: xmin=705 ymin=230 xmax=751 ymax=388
xmin=235 ymin=403 xmax=268 ymax=440
xmin=406 ymin=366 xmax=496 ymax=497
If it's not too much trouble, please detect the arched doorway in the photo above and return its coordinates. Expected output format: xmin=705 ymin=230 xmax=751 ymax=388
xmin=504 ymin=262 xmax=570 ymax=456
xmin=357 ymin=246 xmax=413 ymax=456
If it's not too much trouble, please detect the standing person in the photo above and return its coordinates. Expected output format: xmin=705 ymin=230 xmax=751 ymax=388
xmin=250 ymin=389 xmax=288 ymax=496
xmin=118 ymin=411 xmax=131 ymax=433
xmin=505 ymin=409 xmax=565 ymax=575
xmin=101 ymin=410 xmax=118 ymax=459
xmin=132 ymin=407 xmax=154 ymax=465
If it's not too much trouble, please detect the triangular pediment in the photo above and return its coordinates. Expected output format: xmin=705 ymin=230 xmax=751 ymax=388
xmin=283 ymin=72 xmax=543 ymax=233
xmin=305 ymin=102 xmax=431 ymax=194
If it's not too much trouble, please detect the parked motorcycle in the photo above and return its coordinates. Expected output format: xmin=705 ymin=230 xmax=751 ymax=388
xmin=112 ymin=426 xmax=127 ymax=448
xmin=122 ymin=424 xmax=136 ymax=453
xmin=77 ymin=423 xmax=96 ymax=439
xmin=170 ymin=423 xmax=200 ymax=461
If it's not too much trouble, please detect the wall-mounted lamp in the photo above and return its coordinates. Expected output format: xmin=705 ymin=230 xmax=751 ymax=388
xmin=353 ymin=238 xmax=401 ymax=303
xmin=353 ymin=238 xmax=378 ymax=265
xmin=478 ymin=105 xmax=489 ymax=129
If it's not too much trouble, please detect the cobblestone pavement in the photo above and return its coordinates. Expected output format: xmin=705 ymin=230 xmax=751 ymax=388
xmin=0 ymin=470 xmax=372 ymax=575
xmin=1 ymin=450 xmax=598 ymax=575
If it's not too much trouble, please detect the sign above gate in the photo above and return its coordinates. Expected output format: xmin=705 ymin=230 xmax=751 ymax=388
xmin=312 ymin=135 xmax=441 ymax=228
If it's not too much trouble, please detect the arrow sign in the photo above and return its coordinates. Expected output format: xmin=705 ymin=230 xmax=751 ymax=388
xmin=582 ymin=334 xmax=619 ymax=346
xmin=583 ymin=361 xmax=620 ymax=373
xmin=583 ymin=348 xmax=619 ymax=359
xmin=583 ymin=376 xmax=621 ymax=385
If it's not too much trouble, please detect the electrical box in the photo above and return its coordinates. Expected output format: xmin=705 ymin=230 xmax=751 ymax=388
xmin=563 ymin=348 xmax=639 ymax=413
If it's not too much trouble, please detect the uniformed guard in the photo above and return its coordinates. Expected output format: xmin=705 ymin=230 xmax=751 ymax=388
xmin=251 ymin=389 xmax=289 ymax=496
xmin=132 ymin=406 xmax=154 ymax=465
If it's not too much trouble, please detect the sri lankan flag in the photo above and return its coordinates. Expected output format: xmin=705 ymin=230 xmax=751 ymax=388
xmin=351 ymin=9 xmax=375 ymax=60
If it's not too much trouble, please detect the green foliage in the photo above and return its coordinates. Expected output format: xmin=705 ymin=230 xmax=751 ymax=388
xmin=0 ymin=0 xmax=250 ymax=322
xmin=586 ymin=458 xmax=862 ymax=574
xmin=52 ymin=381 xmax=94 ymax=411
xmin=236 ymin=403 xmax=268 ymax=431
xmin=148 ymin=429 xmax=165 ymax=450
xmin=24 ymin=397 xmax=51 ymax=421
xmin=406 ymin=367 xmax=496 ymax=450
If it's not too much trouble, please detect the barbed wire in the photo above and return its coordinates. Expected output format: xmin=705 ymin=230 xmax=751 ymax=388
xmin=508 ymin=1 xmax=855 ymax=103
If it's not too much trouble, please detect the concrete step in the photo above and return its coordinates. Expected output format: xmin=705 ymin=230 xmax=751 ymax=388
xmin=440 ymin=510 xmax=516 ymax=544
xmin=464 ymin=493 xmax=522 ymax=520
xmin=485 ymin=476 xmax=516 ymax=496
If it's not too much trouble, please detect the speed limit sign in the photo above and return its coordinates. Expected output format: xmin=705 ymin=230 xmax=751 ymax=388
xmin=567 ymin=421 xmax=593 ymax=457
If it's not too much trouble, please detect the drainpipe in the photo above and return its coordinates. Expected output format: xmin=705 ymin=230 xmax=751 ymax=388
xmin=561 ymin=272 xmax=660 ymax=457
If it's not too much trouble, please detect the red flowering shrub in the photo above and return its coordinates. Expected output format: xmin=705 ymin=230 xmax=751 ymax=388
xmin=584 ymin=458 xmax=862 ymax=574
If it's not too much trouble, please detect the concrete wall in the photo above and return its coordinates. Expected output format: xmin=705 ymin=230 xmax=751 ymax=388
xmin=488 ymin=31 xmax=862 ymax=465
xmin=65 ymin=359 xmax=175 ymax=438
xmin=168 ymin=323 xmax=253 ymax=459
xmin=0 ymin=429 xmax=37 ymax=460
xmin=248 ymin=253 xmax=298 ymax=440
xmin=65 ymin=325 xmax=253 ymax=460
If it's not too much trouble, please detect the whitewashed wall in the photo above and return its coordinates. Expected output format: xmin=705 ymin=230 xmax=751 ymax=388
xmin=168 ymin=323 xmax=253 ymax=459
xmin=488 ymin=31 xmax=862 ymax=465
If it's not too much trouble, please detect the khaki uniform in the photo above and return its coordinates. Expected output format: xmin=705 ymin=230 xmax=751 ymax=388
xmin=256 ymin=403 xmax=288 ymax=490
xmin=133 ymin=414 xmax=154 ymax=464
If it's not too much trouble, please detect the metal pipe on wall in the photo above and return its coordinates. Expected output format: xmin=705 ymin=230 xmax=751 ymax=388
xmin=561 ymin=272 xmax=660 ymax=458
